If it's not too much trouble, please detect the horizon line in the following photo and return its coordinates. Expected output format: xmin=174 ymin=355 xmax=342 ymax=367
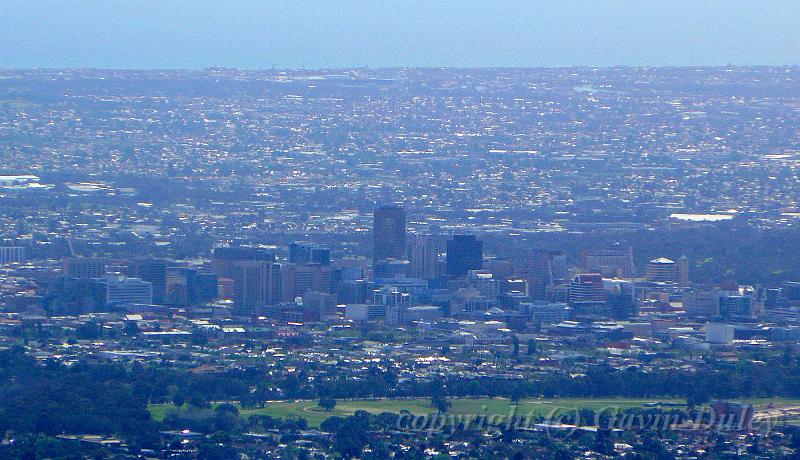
xmin=3 ymin=64 xmax=800 ymax=73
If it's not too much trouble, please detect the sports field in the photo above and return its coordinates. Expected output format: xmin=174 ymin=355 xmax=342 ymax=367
xmin=150 ymin=397 xmax=688 ymax=427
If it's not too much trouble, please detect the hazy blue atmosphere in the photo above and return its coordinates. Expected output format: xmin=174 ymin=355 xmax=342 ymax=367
xmin=1 ymin=0 xmax=800 ymax=69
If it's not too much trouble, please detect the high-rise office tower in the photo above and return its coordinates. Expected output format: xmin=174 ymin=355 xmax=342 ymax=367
xmin=527 ymin=249 xmax=566 ymax=301
xmin=0 ymin=246 xmax=25 ymax=265
xmin=445 ymin=235 xmax=482 ymax=277
xmin=645 ymin=257 xmax=679 ymax=283
xmin=212 ymin=248 xmax=277 ymax=312
xmin=568 ymin=273 xmax=606 ymax=303
xmin=290 ymin=242 xmax=332 ymax=266
xmin=46 ymin=277 xmax=105 ymax=315
xmin=133 ymin=258 xmax=168 ymax=304
xmin=303 ymin=291 xmax=337 ymax=320
xmin=55 ymin=276 xmax=154 ymax=309
xmin=468 ymin=270 xmax=500 ymax=299
xmin=211 ymin=247 xmax=275 ymax=279
xmin=582 ymin=245 xmax=634 ymax=278
xmin=373 ymin=285 xmax=410 ymax=325
xmin=677 ymin=255 xmax=690 ymax=286
xmin=231 ymin=260 xmax=271 ymax=312
xmin=285 ymin=263 xmax=332 ymax=301
xmin=373 ymin=206 xmax=406 ymax=267
xmin=373 ymin=258 xmax=410 ymax=279
xmin=98 ymin=276 xmax=154 ymax=306
xmin=288 ymin=242 xmax=311 ymax=264
xmin=408 ymin=234 xmax=437 ymax=280
xmin=310 ymin=247 xmax=331 ymax=266
xmin=63 ymin=257 xmax=106 ymax=279
xmin=166 ymin=267 xmax=219 ymax=305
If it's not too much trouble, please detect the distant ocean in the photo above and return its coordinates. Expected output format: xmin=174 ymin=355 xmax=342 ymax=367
xmin=1 ymin=1 xmax=798 ymax=69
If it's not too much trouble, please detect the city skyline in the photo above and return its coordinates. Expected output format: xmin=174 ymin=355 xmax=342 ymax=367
xmin=3 ymin=4 xmax=800 ymax=456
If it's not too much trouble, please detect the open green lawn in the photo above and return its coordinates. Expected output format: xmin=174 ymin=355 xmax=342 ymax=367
xmin=149 ymin=397 xmax=800 ymax=428
xmin=150 ymin=397 xmax=688 ymax=428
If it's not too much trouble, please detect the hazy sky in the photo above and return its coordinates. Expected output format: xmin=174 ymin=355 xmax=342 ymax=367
xmin=1 ymin=0 xmax=799 ymax=69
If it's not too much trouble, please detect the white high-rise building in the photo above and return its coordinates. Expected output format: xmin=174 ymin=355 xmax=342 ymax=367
xmin=0 ymin=246 xmax=25 ymax=265
xmin=100 ymin=277 xmax=153 ymax=305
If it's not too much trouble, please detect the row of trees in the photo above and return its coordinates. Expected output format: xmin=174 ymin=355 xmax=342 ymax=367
xmin=3 ymin=346 xmax=800 ymax=454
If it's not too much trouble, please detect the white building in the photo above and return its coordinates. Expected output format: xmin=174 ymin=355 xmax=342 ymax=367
xmin=373 ymin=286 xmax=411 ymax=325
xmin=405 ymin=305 xmax=443 ymax=322
xmin=705 ymin=323 xmax=735 ymax=344
xmin=100 ymin=277 xmax=153 ymax=305
xmin=522 ymin=301 xmax=572 ymax=325
xmin=345 ymin=303 xmax=386 ymax=322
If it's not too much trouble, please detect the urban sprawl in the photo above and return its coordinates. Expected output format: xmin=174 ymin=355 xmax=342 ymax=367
xmin=1 ymin=67 xmax=800 ymax=458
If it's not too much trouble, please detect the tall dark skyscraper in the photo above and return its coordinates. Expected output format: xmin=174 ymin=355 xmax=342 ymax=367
xmin=133 ymin=258 xmax=167 ymax=304
xmin=446 ymin=235 xmax=483 ymax=277
xmin=373 ymin=206 xmax=406 ymax=267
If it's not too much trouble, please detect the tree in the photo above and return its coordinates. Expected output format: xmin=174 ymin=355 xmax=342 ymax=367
xmin=75 ymin=321 xmax=102 ymax=340
xmin=512 ymin=335 xmax=520 ymax=358
xmin=172 ymin=391 xmax=185 ymax=407
xmin=509 ymin=384 xmax=526 ymax=405
xmin=554 ymin=448 xmax=574 ymax=460
xmin=189 ymin=393 xmax=210 ymax=409
xmin=686 ymin=385 xmax=710 ymax=410
xmin=527 ymin=339 xmax=536 ymax=356
xmin=239 ymin=391 xmax=261 ymax=409
xmin=431 ymin=394 xmax=450 ymax=414
xmin=197 ymin=440 xmax=238 ymax=460
xmin=319 ymin=397 xmax=337 ymax=412
xmin=326 ymin=412 xmax=371 ymax=458
xmin=594 ymin=428 xmax=615 ymax=455
xmin=124 ymin=320 xmax=139 ymax=337
xmin=213 ymin=403 xmax=240 ymax=432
